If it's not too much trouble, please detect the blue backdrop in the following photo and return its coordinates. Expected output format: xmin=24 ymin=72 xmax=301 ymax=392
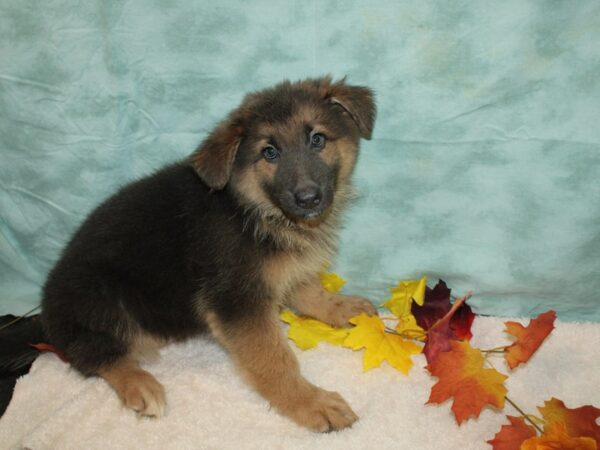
xmin=1 ymin=1 xmax=599 ymax=320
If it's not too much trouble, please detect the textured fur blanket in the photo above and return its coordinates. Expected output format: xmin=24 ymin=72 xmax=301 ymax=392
xmin=0 ymin=316 xmax=598 ymax=450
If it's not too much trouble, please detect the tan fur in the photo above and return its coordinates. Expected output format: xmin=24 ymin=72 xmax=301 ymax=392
xmin=205 ymin=311 xmax=358 ymax=432
xmin=262 ymin=250 xmax=329 ymax=301
xmin=332 ymin=138 xmax=359 ymax=185
xmin=287 ymin=279 xmax=377 ymax=327
xmin=99 ymin=358 xmax=166 ymax=418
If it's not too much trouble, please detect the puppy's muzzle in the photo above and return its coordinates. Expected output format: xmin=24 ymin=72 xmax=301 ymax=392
xmin=294 ymin=184 xmax=322 ymax=210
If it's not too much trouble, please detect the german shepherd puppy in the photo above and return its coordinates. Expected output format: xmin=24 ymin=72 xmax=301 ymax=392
xmin=41 ymin=77 xmax=377 ymax=432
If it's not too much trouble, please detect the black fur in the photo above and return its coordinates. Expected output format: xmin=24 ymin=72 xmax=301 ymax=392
xmin=40 ymin=77 xmax=376 ymax=380
xmin=42 ymin=163 xmax=273 ymax=375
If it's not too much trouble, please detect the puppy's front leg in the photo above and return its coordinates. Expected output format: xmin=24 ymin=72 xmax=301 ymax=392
xmin=288 ymin=279 xmax=377 ymax=327
xmin=206 ymin=309 xmax=357 ymax=432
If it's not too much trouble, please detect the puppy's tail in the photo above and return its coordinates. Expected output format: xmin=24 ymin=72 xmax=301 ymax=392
xmin=0 ymin=313 xmax=46 ymax=417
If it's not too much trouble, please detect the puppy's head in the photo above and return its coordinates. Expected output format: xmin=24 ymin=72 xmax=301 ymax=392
xmin=190 ymin=77 xmax=376 ymax=225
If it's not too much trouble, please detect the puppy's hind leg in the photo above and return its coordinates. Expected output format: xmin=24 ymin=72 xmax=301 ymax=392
xmin=98 ymin=357 xmax=166 ymax=418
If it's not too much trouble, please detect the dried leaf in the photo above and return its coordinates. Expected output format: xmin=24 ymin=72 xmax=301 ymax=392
xmin=538 ymin=397 xmax=600 ymax=443
xmin=427 ymin=340 xmax=508 ymax=424
xmin=487 ymin=416 xmax=537 ymax=450
xmin=280 ymin=310 xmax=349 ymax=350
xmin=504 ymin=310 xmax=556 ymax=369
xmin=343 ymin=314 xmax=421 ymax=374
xmin=521 ymin=422 xmax=597 ymax=450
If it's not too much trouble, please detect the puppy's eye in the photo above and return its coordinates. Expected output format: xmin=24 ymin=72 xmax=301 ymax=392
xmin=262 ymin=146 xmax=280 ymax=162
xmin=311 ymin=133 xmax=326 ymax=150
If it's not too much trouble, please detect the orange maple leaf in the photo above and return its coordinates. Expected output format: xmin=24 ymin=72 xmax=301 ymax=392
xmin=504 ymin=310 xmax=556 ymax=369
xmin=487 ymin=415 xmax=537 ymax=450
xmin=521 ymin=422 xmax=597 ymax=450
xmin=538 ymin=398 xmax=600 ymax=443
xmin=427 ymin=340 xmax=508 ymax=424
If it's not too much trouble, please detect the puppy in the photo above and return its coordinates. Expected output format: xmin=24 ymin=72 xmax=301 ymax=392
xmin=41 ymin=77 xmax=377 ymax=432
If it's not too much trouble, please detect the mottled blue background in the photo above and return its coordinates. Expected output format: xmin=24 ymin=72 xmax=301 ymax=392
xmin=1 ymin=1 xmax=599 ymax=320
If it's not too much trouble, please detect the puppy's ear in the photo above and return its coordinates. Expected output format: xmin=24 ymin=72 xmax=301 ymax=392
xmin=326 ymin=79 xmax=376 ymax=140
xmin=190 ymin=118 xmax=243 ymax=190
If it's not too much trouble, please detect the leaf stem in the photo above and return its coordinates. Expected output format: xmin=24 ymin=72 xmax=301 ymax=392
xmin=505 ymin=396 xmax=544 ymax=434
xmin=384 ymin=327 xmax=426 ymax=340
xmin=480 ymin=346 xmax=507 ymax=353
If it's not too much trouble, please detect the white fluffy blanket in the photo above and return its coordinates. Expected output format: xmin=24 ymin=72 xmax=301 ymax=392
xmin=1 ymin=317 xmax=598 ymax=450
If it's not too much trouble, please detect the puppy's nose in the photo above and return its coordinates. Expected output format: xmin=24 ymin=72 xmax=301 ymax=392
xmin=294 ymin=186 xmax=322 ymax=209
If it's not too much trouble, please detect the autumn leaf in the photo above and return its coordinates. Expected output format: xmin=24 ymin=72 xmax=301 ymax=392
xmin=319 ymin=271 xmax=346 ymax=294
xmin=427 ymin=340 xmax=508 ymax=425
xmin=451 ymin=299 xmax=476 ymax=341
xmin=380 ymin=277 xmax=427 ymax=339
xmin=411 ymin=280 xmax=475 ymax=341
xmin=381 ymin=277 xmax=427 ymax=317
xmin=538 ymin=397 xmax=600 ymax=443
xmin=280 ymin=310 xmax=349 ymax=350
xmin=343 ymin=313 xmax=422 ymax=374
xmin=521 ymin=422 xmax=597 ymax=450
xmin=487 ymin=416 xmax=537 ymax=450
xmin=395 ymin=313 xmax=427 ymax=340
xmin=423 ymin=294 xmax=472 ymax=364
xmin=504 ymin=310 xmax=556 ymax=369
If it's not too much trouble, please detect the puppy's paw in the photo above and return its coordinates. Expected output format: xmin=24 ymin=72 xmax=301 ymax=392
xmin=324 ymin=295 xmax=378 ymax=328
xmin=119 ymin=370 xmax=166 ymax=418
xmin=288 ymin=387 xmax=358 ymax=432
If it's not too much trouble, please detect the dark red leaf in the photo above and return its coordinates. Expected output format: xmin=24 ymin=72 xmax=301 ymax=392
xmin=451 ymin=300 xmax=475 ymax=341
xmin=412 ymin=280 xmax=452 ymax=331
xmin=412 ymin=280 xmax=476 ymax=346
xmin=423 ymin=294 xmax=472 ymax=364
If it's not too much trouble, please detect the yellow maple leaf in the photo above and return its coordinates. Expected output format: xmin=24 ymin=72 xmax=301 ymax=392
xmin=280 ymin=309 xmax=349 ymax=350
xmin=381 ymin=277 xmax=427 ymax=339
xmin=319 ymin=271 xmax=346 ymax=293
xmin=395 ymin=313 xmax=427 ymax=340
xmin=343 ymin=313 xmax=422 ymax=374
xmin=381 ymin=276 xmax=427 ymax=317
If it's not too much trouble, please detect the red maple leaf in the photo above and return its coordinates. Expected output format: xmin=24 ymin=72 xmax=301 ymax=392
xmin=487 ymin=416 xmax=537 ymax=450
xmin=422 ymin=293 xmax=472 ymax=364
xmin=412 ymin=280 xmax=452 ymax=330
xmin=411 ymin=280 xmax=475 ymax=342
